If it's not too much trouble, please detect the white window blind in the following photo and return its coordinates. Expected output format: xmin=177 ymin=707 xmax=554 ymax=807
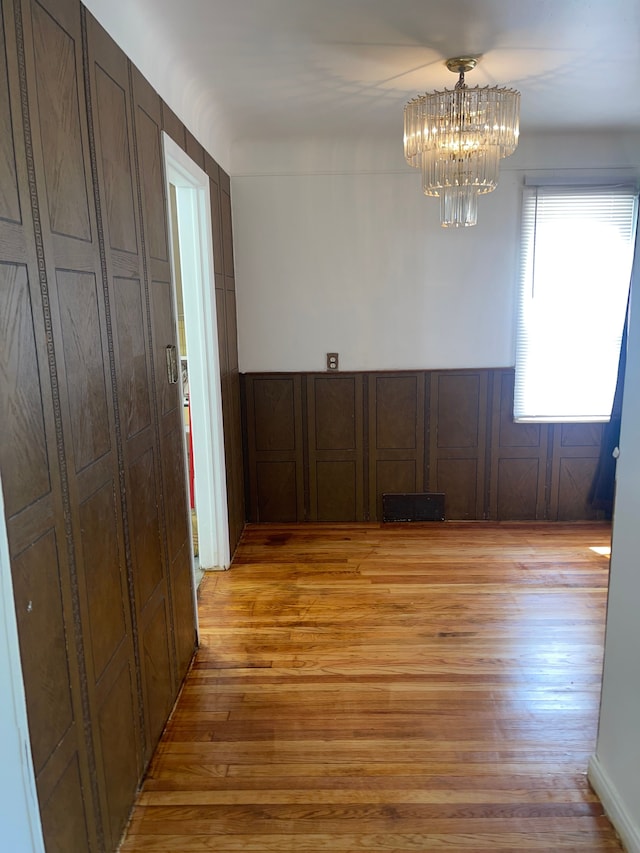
xmin=514 ymin=185 xmax=638 ymax=422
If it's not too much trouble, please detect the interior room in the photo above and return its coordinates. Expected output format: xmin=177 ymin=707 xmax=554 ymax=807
xmin=0 ymin=0 xmax=639 ymax=850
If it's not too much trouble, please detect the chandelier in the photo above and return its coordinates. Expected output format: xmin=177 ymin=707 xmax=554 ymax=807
xmin=404 ymin=57 xmax=520 ymax=227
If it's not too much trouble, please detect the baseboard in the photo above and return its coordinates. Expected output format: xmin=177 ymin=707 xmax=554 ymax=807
xmin=588 ymin=754 xmax=640 ymax=853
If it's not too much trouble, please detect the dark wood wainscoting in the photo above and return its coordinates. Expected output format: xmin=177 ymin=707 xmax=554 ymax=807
xmin=242 ymin=369 xmax=604 ymax=523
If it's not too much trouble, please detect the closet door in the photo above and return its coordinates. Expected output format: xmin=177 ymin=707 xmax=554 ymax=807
xmin=6 ymin=0 xmax=142 ymax=847
xmin=131 ymin=66 xmax=196 ymax=685
xmin=84 ymin=11 xmax=178 ymax=764
xmin=0 ymin=0 xmax=101 ymax=847
xmin=1 ymin=0 xmax=197 ymax=849
xmin=20 ymin=0 xmax=144 ymax=846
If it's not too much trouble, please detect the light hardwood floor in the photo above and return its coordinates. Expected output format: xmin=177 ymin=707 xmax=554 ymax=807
xmin=119 ymin=522 xmax=623 ymax=852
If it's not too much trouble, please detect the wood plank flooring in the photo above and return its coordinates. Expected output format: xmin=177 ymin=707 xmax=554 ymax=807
xmin=119 ymin=522 xmax=622 ymax=852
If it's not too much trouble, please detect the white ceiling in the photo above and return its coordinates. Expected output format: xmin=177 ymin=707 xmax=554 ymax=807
xmin=86 ymin=0 xmax=640 ymax=151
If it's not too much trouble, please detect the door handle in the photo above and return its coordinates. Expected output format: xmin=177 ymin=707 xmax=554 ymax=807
xmin=166 ymin=345 xmax=179 ymax=384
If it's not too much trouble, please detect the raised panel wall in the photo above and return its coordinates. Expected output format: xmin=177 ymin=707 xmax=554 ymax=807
xmin=0 ymin=0 xmax=244 ymax=849
xmin=0 ymin=263 xmax=50 ymax=517
xmin=85 ymin=14 xmax=181 ymax=779
xmin=22 ymin=1 xmax=143 ymax=848
xmin=12 ymin=531 xmax=74 ymax=776
xmin=550 ymin=423 xmax=604 ymax=521
xmin=243 ymin=369 xmax=606 ymax=523
xmin=308 ymin=374 xmax=364 ymax=521
xmin=245 ymin=375 xmax=304 ymax=521
xmin=429 ymin=371 xmax=487 ymax=520
xmin=369 ymin=373 xmax=425 ymax=520
xmin=0 ymin=0 xmax=101 ymax=838
xmin=0 ymin=4 xmax=20 ymax=223
xmin=489 ymin=369 xmax=549 ymax=520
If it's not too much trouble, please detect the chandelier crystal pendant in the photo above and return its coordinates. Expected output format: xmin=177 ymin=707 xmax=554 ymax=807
xmin=404 ymin=57 xmax=520 ymax=227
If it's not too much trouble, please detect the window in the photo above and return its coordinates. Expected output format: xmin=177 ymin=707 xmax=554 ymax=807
xmin=514 ymin=184 xmax=638 ymax=422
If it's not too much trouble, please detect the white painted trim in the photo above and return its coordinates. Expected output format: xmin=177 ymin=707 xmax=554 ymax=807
xmin=162 ymin=133 xmax=231 ymax=574
xmin=0 ymin=476 xmax=46 ymax=852
xmin=588 ymin=754 xmax=640 ymax=853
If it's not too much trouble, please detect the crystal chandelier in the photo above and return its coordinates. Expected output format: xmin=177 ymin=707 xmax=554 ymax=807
xmin=404 ymin=57 xmax=520 ymax=227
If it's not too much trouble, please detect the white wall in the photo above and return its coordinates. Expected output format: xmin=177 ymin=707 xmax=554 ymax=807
xmin=232 ymin=131 xmax=640 ymax=373
xmin=588 ymin=260 xmax=640 ymax=851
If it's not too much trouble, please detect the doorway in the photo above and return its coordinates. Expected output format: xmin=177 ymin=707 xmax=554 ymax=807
xmin=162 ymin=133 xmax=230 ymax=585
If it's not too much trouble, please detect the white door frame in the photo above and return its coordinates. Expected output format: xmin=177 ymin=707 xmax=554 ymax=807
xmin=162 ymin=133 xmax=230 ymax=571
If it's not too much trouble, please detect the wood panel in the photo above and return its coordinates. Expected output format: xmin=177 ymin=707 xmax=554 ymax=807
xmin=220 ymin=168 xmax=234 ymax=281
xmin=307 ymin=374 xmax=364 ymax=521
xmin=133 ymin=92 xmax=168 ymax=265
xmin=0 ymin=263 xmax=50 ymax=517
xmin=369 ymin=373 xmax=425 ymax=520
xmin=224 ymin=364 xmax=245 ymax=551
xmin=38 ymin=755 xmax=91 ymax=853
xmin=496 ymin=457 xmax=542 ymax=519
xmin=130 ymin=64 xmax=196 ymax=685
xmin=113 ymin=276 xmax=152 ymax=438
xmin=128 ymin=447 xmax=163 ymax=607
xmin=56 ymin=270 xmax=111 ymax=470
xmin=85 ymin=11 xmax=181 ymax=779
xmin=256 ymin=461 xmax=299 ymax=521
xmin=97 ymin=660 xmax=141 ymax=846
xmin=161 ymin=101 xmax=185 ymax=150
xmin=185 ymin=128 xmax=204 ymax=170
xmin=254 ymin=377 xmax=297 ymax=451
xmin=79 ymin=481 xmax=127 ymax=681
xmin=93 ymin=61 xmax=138 ymax=254
xmin=315 ymin=461 xmax=358 ymax=521
xmin=20 ymin=1 xmax=143 ymax=847
xmin=11 ymin=531 xmax=74 ymax=776
xmin=550 ymin=424 xmax=604 ymax=521
xmin=489 ymin=370 xmax=549 ymax=520
xmin=0 ymin=0 xmax=100 ymax=844
xmin=243 ymin=369 xmax=605 ymax=524
xmin=215 ymin=287 xmax=228 ymax=373
xmin=206 ymin=153 xmax=224 ymax=287
xmin=225 ymin=289 xmax=239 ymax=370
xmin=30 ymin=0 xmax=91 ymax=241
xmin=435 ymin=457 xmax=480 ymax=519
xmin=119 ymin=522 xmax=621 ymax=853
xmin=0 ymin=1 xmax=20 ymax=224
xmin=244 ymin=375 xmax=305 ymax=521
xmin=429 ymin=371 xmax=488 ymax=519
xmin=2 ymin=0 xmax=243 ymax=848
xmin=141 ymin=596 xmax=174 ymax=745
xmin=171 ymin=541 xmax=199 ymax=678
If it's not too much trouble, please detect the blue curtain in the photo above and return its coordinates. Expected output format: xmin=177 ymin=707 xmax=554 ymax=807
xmin=588 ymin=221 xmax=638 ymax=518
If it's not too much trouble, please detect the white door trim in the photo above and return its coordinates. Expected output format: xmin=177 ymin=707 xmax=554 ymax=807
xmin=162 ymin=132 xmax=230 ymax=571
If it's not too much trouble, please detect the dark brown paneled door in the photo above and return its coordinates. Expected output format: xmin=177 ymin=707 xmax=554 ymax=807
xmin=0 ymin=0 xmax=196 ymax=851
xmin=84 ymin=11 xmax=179 ymax=767
xmin=0 ymin=1 xmax=102 ymax=846
xmin=130 ymin=66 xmax=196 ymax=686
xmin=14 ymin=0 xmax=141 ymax=848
